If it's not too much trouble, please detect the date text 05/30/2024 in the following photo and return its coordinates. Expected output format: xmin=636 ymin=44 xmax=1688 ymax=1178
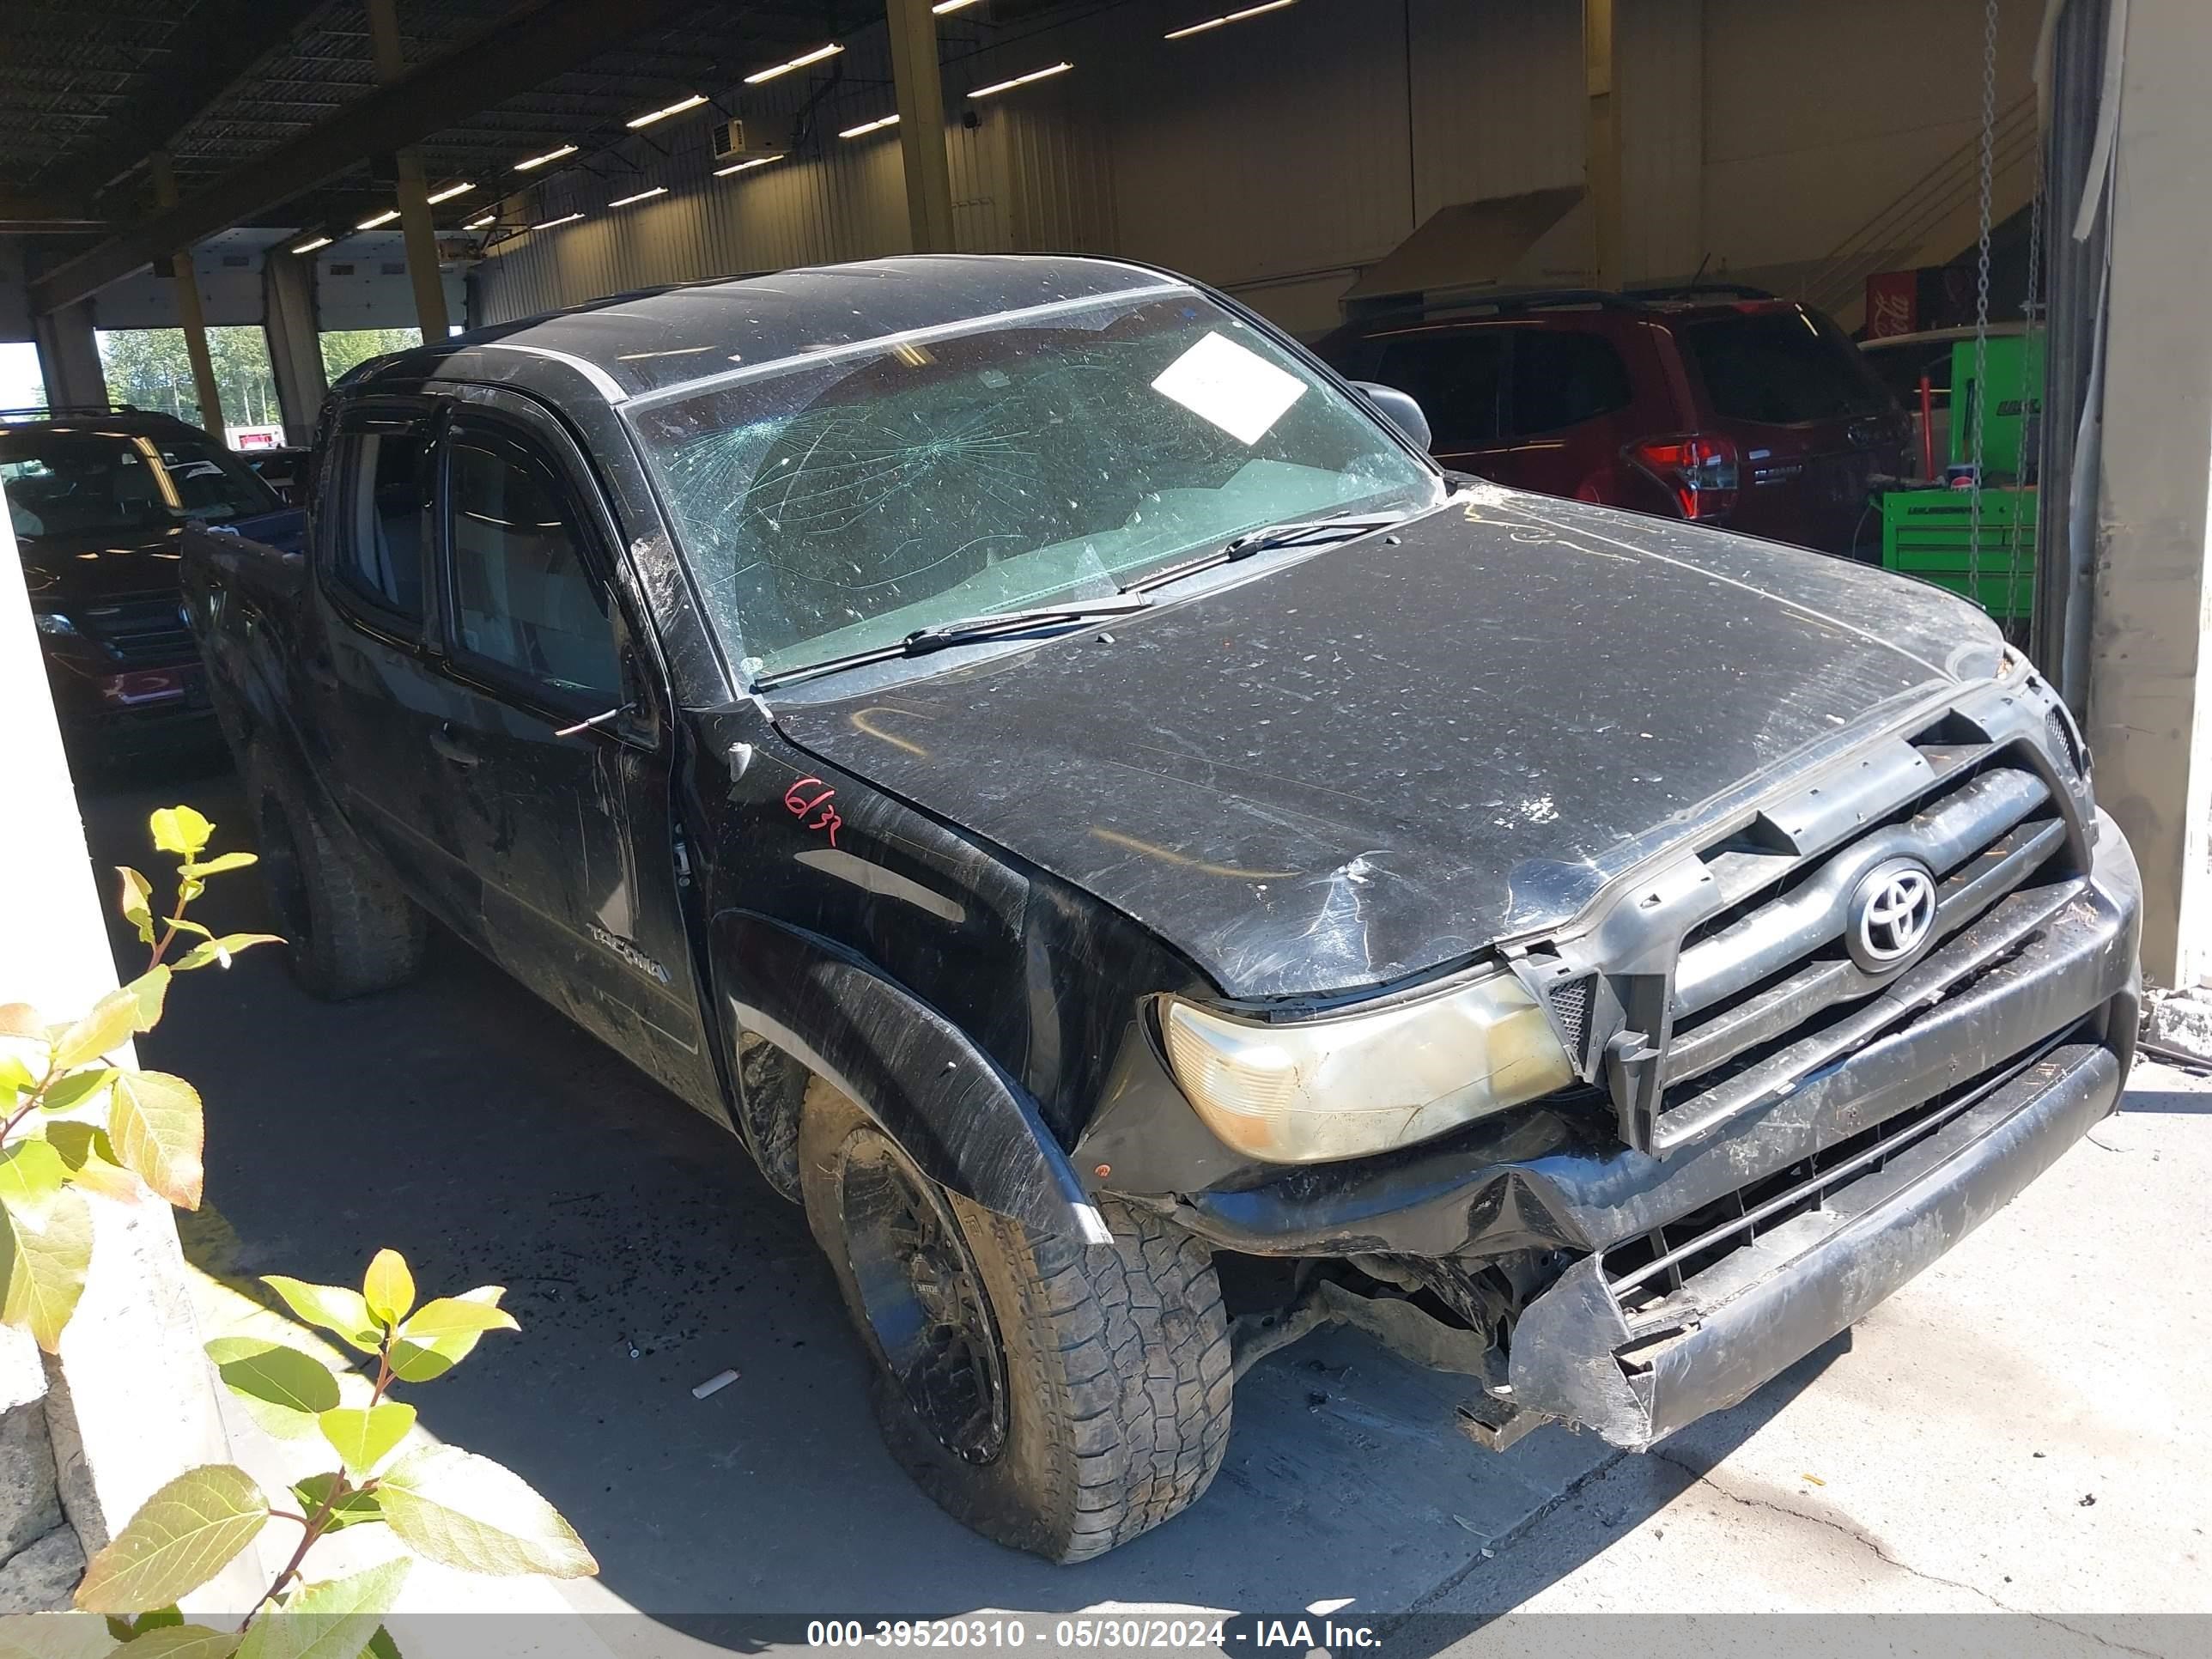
xmin=804 ymin=1615 xmax=1383 ymax=1650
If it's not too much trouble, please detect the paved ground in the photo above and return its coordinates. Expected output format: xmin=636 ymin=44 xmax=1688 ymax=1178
xmin=76 ymin=757 xmax=2211 ymax=1655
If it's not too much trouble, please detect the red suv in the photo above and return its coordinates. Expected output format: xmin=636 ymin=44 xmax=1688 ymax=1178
xmin=1316 ymin=287 xmax=1911 ymax=557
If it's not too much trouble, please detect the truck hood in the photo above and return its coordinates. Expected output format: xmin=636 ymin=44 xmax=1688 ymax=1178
xmin=774 ymin=488 xmax=2004 ymax=1000
xmin=15 ymin=526 xmax=192 ymax=605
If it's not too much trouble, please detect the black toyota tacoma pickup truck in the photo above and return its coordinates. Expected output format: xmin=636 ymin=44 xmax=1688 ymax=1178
xmin=183 ymin=255 xmax=2142 ymax=1563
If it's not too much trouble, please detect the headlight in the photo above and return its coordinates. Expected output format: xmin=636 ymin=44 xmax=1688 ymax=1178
xmin=32 ymin=606 xmax=78 ymax=637
xmin=1160 ymin=970 xmax=1575 ymax=1164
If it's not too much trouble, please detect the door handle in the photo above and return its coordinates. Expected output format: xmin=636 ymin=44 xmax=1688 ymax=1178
xmin=429 ymin=724 xmax=482 ymax=769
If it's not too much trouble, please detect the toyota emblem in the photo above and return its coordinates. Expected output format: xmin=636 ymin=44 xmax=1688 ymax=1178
xmin=1847 ymin=858 xmax=1938 ymax=971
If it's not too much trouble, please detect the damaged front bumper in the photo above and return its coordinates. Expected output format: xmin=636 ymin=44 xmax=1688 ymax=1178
xmin=1177 ymin=810 xmax=2142 ymax=1449
xmin=1506 ymin=1029 xmax=2122 ymax=1449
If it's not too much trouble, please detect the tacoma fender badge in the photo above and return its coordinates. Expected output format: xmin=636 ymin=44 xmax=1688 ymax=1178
xmin=588 ymin=922 xmax=672 ymax=984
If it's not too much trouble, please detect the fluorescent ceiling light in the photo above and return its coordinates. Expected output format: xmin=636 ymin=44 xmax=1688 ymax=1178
xmin=464 ymin=212 xmax=496 ymax=229
xmin=608 ymin=186 xmax=668 ymax=207
xmin=969 ymin=61 xmax=1072 ymax=98
xmin=714 ymin=153 xmax=785 ymax=177
xmin=933 ymin=1 xmax=983 ymax=11
xmin=355 ymin=209 xmax=400 ymax=229
xmin=626 ymin=93 xmax=707 ymax=129
xmin=426 ymin=181 xmax=475 ymax=204
xmin=532 ymin=212 xmax=584 ymax=231
xmin=839 ymin=112 xmax=901 ymax=138
xmin=745 ymin=43 xmax=842 ymax=85
xmin=1165 ymin=0 xmax=1297 ymax=40
xmin=289 ymin=235 xmax=332 ymax=254
xmin=515 ymin=143 xmax=578 ymax=171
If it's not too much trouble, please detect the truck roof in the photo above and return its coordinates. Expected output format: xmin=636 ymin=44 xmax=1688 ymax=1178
xmin=353 ymin=253 xmax=1182 ymax=406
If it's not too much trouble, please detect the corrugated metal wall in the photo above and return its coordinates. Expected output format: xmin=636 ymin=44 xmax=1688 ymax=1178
xmin=472 ymin=0 xmax=2022 ymax=337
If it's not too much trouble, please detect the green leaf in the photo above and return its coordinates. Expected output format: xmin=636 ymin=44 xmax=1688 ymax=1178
xmin=260 ymin=1278 xmax=382 ymax=1354
xmin=290 ymin=1474 xmax=383 ymax=1533
xmin=173 ymin=934 xmax=284 ymax=974
xmin=50 ymin=986 xmax=139 ymax=1071
xmin=178 ymin=852 xmax=258 ymax=879
xmin=362 ymin=1250 xmax=414 ymax=1328
xmin=118 ymin=865 xmax=159 ymax=946
xmin=386 ymin=1288 xmax=516 ymax=1382
xmin=1 ymin=1182 xmax=93 ymax=1351
xmin=163 ymin=916 xmax=213 ymax=941
xmin=149 ymin=806 xmax=215 ymax=860
xmin=72 ymin=1463 xmax=270 ymax=1613
xmin=125 ymin=966 xmax=172 ymax=1033
xmin=0 ymin=1053 xmax=36 ymax=1098
xmin=107 ymin=1069 xmax=204 ymax=1210
xmin=234 ymin=1558 xmax=410 ymax=1659
xmin=0 ymin=1139 xmax=69 ymax=1218
xmin=111 ymin=1626 xmax=243 ymax=1659
xmin=364 ymin=1627 xmax=401 ymax=1659
xmin=317 ymin=1402 xmax=416 ymax=1479
xmin=376 ymin=1444 xmax=597 ymax=1578
xmin=204 ymin=1336 xmax=341 ymax=1437
xmin=0 ymin=1004 xmax=47 ymax=1043
xmin=48 ymin=1121 xmax=142 ymax=1203
xmin=117 ymin=1607 xmax=186 ymax=1637
xmin=41 ymin=1066 xmax=115 ymax=1115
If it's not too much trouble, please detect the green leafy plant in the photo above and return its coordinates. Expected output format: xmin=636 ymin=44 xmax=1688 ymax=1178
xmin=79 ymin=1247 xmax=594 ymax=1652
xmin=0 ymin=808 xmax=596 ymax=1648
xmin=0 ymin=804 xmax=277 ymax=1349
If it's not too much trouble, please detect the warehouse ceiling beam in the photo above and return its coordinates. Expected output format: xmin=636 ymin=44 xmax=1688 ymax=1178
xmin=366 ymin=0 xmax=450 ymax=339
xmin=29 ymin=0 xmax=711 ymax=314
xmin=39 ymin=0 xmax=332 ymax=206
xmin=886 ymin=0 xmax=956 ymax=253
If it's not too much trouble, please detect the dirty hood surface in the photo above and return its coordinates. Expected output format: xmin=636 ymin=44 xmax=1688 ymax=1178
xmin=775 ymin=489 xmax=2002 ymax=1000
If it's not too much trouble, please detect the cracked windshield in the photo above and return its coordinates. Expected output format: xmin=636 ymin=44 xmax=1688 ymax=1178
xmin=626 ymin=287 xmax=1440 ymax=682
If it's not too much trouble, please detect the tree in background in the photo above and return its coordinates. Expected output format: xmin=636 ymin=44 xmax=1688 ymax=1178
xmin=319 ymin=327 xmax=422 ymax=386
xmin=96 ymin=327 xmax=283 ymax=435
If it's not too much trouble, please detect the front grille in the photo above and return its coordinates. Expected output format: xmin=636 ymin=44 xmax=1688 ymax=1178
xmin=1601 ymin=1023 xmax=2089 ymax=1321
xmin=77 ymin=597 xmax=196 ymax=667
xmin=1593 ymin=724 xmax=2084 ymax=1155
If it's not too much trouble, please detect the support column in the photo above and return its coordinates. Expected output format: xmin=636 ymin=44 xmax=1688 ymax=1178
xmin=886 ymin=0 xmax=957 ymax=253
xmin=149 ymin=153 xmax=224 ymax=439
xmin=366 ymin=0 xmax=450 ymax=337
xmin=263 ymin=248 xmax=328 ymax=446
xmin=32 ymin=300 xmax=106 ymax=411
xmin=1583 ymin=0 xmax=1622 ymax=290
xmin=2085 ymin=0 xmax=2212 ymax=993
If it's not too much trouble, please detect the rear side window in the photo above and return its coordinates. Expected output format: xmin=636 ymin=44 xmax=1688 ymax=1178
xmin=1681 ymin=310 xmax=1893 ymax=424
xmin=332 ymin=425 xmax=430 ymax=623
xmin=1510 ymin=332 xmax=1633 ymax=434
xmin=1371 ymin=333 xmax=1506 ymax=447
xmin=445 ymin=432 xmax=619 ymax=708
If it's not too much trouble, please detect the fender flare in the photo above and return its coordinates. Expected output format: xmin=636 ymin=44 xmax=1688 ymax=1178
xmin=712 ymin=911 xmax=1111 ymax=1244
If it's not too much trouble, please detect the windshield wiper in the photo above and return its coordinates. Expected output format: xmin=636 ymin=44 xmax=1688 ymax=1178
xmin=1121 ymin=512 xmax=1408 ymax=597
xmin=752 ymin=594 xmax=1154 ymax=691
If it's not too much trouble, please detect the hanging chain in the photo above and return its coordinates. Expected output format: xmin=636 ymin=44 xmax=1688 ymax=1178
xmin=1966 ymin=0 xmax=2000 ymax=604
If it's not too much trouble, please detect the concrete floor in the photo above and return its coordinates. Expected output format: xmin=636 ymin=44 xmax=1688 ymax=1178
xmin=76 ymin=757 xmax=2211 ymax=1655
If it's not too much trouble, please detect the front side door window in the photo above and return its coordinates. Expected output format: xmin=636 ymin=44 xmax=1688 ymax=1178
xmin=444 ymin=429 xmax=621 ymax=712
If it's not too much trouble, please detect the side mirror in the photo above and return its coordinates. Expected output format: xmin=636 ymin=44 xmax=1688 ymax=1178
xmin=1352 ymin=381 xmax=1432 ymax=453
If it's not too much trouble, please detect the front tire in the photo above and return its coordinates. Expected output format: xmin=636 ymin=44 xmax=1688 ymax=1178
xmin=798 ymin=1079 xmax=1233 ymax=1561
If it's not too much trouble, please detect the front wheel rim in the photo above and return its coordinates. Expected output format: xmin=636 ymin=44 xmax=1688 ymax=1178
xmin=836 ymin=1128 xmax=1009 ymax=1465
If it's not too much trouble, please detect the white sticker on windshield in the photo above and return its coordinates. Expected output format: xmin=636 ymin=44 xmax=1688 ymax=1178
xmin=1151 ymin=331 xmax=1307 ymax=446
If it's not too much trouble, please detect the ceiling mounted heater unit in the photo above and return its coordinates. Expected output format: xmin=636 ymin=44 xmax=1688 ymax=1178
xmin=710 ymin=119 xmax=780 ymax=164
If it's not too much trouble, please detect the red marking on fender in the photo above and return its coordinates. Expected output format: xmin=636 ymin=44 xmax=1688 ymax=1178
xmin=785 ymin=776 xmax=843 ymax=848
